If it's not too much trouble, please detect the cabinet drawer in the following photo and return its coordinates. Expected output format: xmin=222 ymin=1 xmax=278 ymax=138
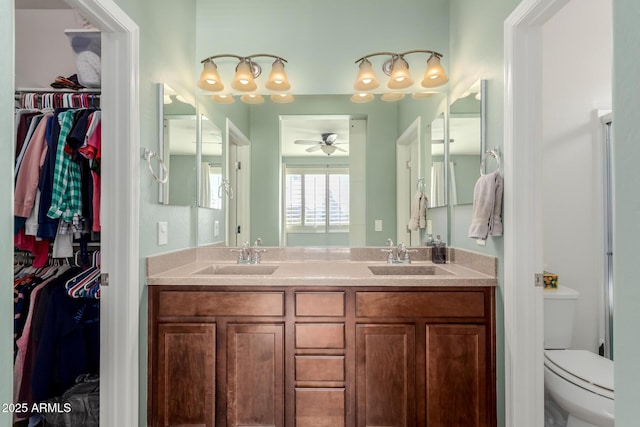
xmin=295 ymin=356 xmax=345 ymax=382
xmin=295 ymin=388 xmax=345 ymax=427
xmin=158 ymin=291 xmax=284 ymax=317
xmin=356 ymin=291 xmax=485 ymax=318
xmin=295 ymin=292 xmax=345 ymax=317
xmin=296 ymin=323 xmax=345 ymax=349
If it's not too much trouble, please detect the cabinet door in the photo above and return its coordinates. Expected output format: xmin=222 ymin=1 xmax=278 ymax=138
xmin=356 ymin=324 xmax=416 ymax=427
xmin=227 ymin=324 xmax=285 ymax=427
xmin=157 ymin=323 xmax=216 ymax=427
xmin=426 ymin=325 xmax=487 ymax=427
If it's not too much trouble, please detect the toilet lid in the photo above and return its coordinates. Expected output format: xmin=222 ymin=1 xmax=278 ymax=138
xmin=545 ymin=350 xmax=614 ymax=397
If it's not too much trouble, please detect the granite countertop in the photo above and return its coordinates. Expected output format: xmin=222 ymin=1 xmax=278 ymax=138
xmin=146 ymin=246 xmax=497 ymax=287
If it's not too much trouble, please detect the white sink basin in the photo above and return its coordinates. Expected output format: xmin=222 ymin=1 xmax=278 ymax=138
xmin=195 ymin=264 xmax=279 ymax=275
xmin=367 ymin=264 xmax=451 ymax=276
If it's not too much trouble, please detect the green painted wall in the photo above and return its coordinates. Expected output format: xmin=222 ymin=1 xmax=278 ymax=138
xmin=612 ymin=0 xmax=640 ymax=423
xmin=0 ymin=1 xmax=14 ymax=425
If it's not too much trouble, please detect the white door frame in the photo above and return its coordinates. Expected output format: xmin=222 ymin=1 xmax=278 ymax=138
xmin=226 ymin=118 xmax=251 ymax=246
xmin=64 ymin=1 xmax=140 ymax=426
xmin=503 ymin=0 xmax=568 ymax=425
xmin=396 ymin=117 xmax=422 ymax=246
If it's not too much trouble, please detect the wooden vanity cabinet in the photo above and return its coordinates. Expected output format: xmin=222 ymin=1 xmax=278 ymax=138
xmin=148 ymin=286 xmax=495 ymax=427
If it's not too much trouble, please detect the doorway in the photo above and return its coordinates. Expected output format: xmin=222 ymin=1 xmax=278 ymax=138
xmin=9 ymin=1 xmax=140 ymax=426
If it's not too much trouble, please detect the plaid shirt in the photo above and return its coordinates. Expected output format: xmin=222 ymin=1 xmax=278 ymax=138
xmin=47 ymin=110 xmax=83 ymax=223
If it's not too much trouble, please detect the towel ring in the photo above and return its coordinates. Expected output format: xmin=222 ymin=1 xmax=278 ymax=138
xmin=144 ymin=148 xmax=169 ymax=184
xmin=481 ymin=148 xmax=501 ymax=176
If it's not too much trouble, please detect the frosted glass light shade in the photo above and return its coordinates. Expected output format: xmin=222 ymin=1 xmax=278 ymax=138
xmin=354 ymin=59 xmax=379 ymax=91
xmin=265 ymin=59 xmax=291 ymax=91
xmin=198 ymin=61 xmax=224 ymax=92
xmin=212 ymin=94 xmax=234 ymax=104
xmin=421 ymin=55 xmax=448 ymax=88
xmin=270 ymin=94 xmax=295 ymax=103
xmin=388 ymin=57 xmax=413 ymax=89
xmin=232 ymin=61 xmax=258 ymax=92
xmin=351 ymin=93 xmax=374 ymax=103
xmin=240 ymin=94 xmax=265 ymax=104
xmin=381 ymin=93 xmax=405 ymax=102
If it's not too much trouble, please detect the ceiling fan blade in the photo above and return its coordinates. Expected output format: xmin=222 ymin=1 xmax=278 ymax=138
xmin=295 ymin=139 xmax=322 ymax=145
xmin=305 ymin=145 xmax=322 ymax=152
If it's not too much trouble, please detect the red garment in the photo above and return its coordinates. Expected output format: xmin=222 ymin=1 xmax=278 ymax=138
xmin=14 ymin=229 xmax=49 ymax=268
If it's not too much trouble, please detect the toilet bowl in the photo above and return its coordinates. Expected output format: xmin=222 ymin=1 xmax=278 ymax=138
xmin=543 ymin=286 xmax=615 ymax=427
xmin=544 ymin=349 xmax=614 ymax=427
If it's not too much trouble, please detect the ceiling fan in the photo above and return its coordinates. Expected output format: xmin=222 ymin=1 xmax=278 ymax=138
xmin=294 ymin=132 xmax=348 ymax=155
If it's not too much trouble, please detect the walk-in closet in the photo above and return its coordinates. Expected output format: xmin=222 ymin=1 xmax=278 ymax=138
xmin=13 ymin=4 xmax=101 ymax=426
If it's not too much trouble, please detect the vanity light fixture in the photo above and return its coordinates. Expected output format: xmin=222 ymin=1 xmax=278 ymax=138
xmin=198 ymin=53 xmax=293 ymax=104
xmin=352 ymin=49 xmax=448 ymax=102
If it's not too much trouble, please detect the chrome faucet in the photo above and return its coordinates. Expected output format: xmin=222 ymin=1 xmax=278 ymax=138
xmin=381 ymin=239 xmax=416 ymax=264
xmin=231 ymin=239 xmax=266 ymax=264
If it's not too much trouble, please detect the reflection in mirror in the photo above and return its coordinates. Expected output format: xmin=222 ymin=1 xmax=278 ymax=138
xmin=194 ymin=94 xmax=449 ymax=247
xmin=429 ymin=113 xmax=447 ymax=208
xmin=280 ymin=115 xmax=356 ymax=247
xmin=159 ymin=83 xmax=201 ymax=206
xmin=198 ymin=116 xmax=223 ymax=209
xmin=449 ymin=80 xmax=483 ymax=205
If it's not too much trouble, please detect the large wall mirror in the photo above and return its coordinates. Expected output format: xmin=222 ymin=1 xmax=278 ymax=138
xmin=166 ymin=82 xmax=485 ymax=249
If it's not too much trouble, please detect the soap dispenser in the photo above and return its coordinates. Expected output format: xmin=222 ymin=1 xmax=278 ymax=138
xmin=431 ymin=235 xmax=447 ymax=264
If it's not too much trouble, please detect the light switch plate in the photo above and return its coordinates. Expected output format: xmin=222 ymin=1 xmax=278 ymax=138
xmin=374 ymin=220 xmax=382 ymax=232
xmin=214 ymin=220 xmax=219 ymax=237
xmin=158 ymin=221 xmax=168 ymax=245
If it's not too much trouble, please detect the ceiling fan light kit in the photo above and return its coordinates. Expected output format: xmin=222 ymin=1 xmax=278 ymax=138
xmin=198 ymin=53 xmax=294 ymax=104
xmin=294 ymin=132 xmax=348 ymax=156
xmin=352 ymin=49 xmax=448 ymax=103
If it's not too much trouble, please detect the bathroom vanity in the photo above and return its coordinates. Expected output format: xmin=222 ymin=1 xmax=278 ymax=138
xmin=146 ymin=247 xmax=497 ymax=427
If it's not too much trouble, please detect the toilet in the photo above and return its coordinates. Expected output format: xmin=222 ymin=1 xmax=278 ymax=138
xmin=544 ymin=286 xmax=615 ymax=427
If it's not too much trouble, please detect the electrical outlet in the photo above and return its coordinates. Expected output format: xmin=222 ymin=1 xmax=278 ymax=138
xmin=214 ymin=220 xmax=219 ymax=237
xmin=477 ymin=239 xmax=486 ymax=246
xmin=375 ymin=220 xmax=382 ymax=232
xmin=426 ymin=220 xmax=433 ymax=234
xmin=158 ymin=221 xmax=168 ymax=245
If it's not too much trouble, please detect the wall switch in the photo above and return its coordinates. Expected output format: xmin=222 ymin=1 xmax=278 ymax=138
xmin=374 ymin=220 xmax=382 ymax=232
xmin=214 ymin=220 xmax=219 ymax=237
xmin=426 ymin=220 xmax=433 ymax=235
xmin=158 ymin=221 xmax=168 ymax=246
xmin=476 ymin=239 xmax=486 ymax=246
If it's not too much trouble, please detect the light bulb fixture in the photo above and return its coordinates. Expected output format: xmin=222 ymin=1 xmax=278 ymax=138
xmin=265 ymin=58 xmax=291 ymax=91
xmin=212 ymin=94 xmax=234 ymax=104
xmin=271 ymin=93 xmax=295 ymax=104
xmin=320 ymin=145 xmax=337 ymax=155
xmin=353 ymin=58 xmax=379 ymax=91
xmin=198 ymin=53 xmax=292 ymax=96
xmin=381 ymin=92 xmax=405 ymax=102
xmin=240 ymin=94 xmax=265 ymax=104
xmin=352 ymin=49 xmax=447 ymax=102
xmin=198 ymin=59 xmax=224 ymax=91
xmin=421 ymin=53 xmax=448 ymax=88
xmin=351 ymin=92 xmax=375 ymax=103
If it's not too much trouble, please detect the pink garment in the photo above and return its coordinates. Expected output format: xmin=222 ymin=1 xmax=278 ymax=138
xmin=14 ymin=229 xmax=49 ymax=268
xmin=13 ymin=276 xmax=55 ymax=411
xmin=14 ymin=113 xmax=52 ymax=218
xmin=89 ymin=120 xmax=101 ymax=232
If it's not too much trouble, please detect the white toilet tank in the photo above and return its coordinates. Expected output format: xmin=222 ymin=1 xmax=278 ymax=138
xmin=544 ymin=286 xmax=580 ymax=349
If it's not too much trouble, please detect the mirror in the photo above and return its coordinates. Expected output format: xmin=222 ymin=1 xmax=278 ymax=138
xmin=158 ymin=83 xmax=212 ymax=207
xmin=448 ymin=80 xmax=483 ymax=206
xmin=195 ymin=93 xmax=447 ymax=247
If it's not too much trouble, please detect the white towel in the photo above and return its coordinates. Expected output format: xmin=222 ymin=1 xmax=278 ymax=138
xmin=468 ymin=171 xmax=503 ymax=239
xmin=418 ymin=194 xmax=428 ymax=229
xmin=408 ymin=190 xmax=423 ymax=231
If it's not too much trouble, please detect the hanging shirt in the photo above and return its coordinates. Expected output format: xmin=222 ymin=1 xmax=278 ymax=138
xmin=47 ymin=110 xmax=83 ymax=223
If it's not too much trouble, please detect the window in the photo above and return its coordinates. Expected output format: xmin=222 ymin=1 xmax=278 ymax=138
xmin=285 ymin=167 xmax=349 ymax=232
